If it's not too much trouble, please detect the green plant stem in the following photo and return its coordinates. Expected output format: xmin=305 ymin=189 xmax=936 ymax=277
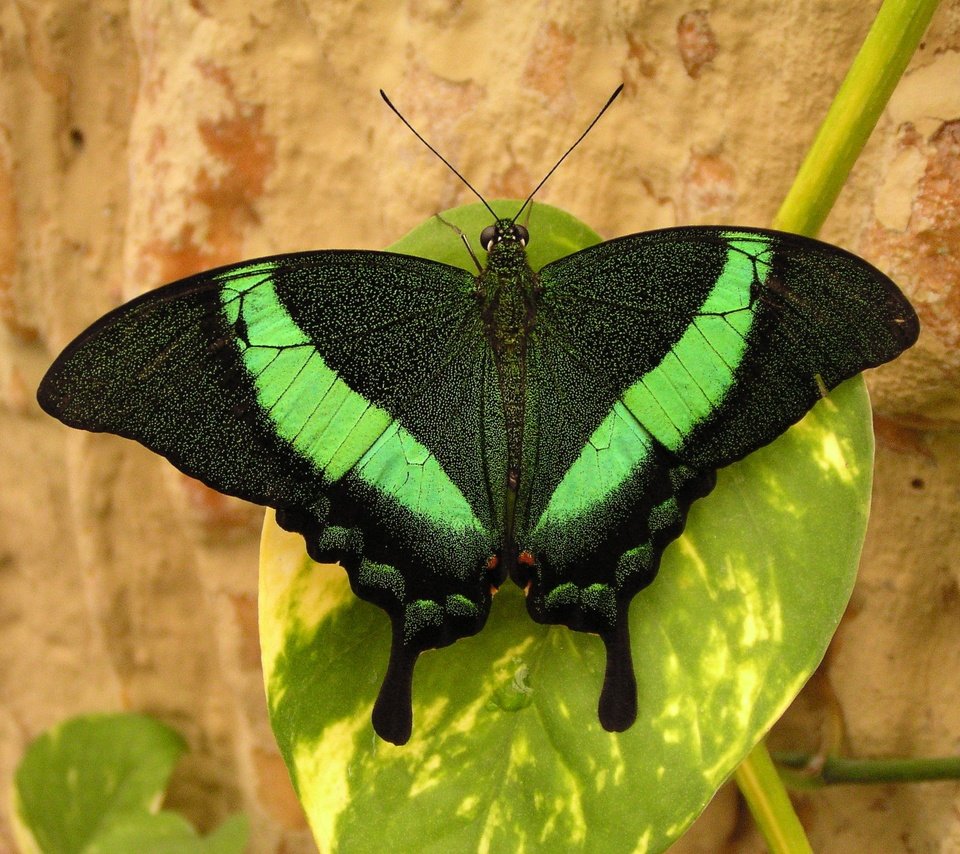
xmin=773 ymin=0 xmax=941 ymax=237
xmin=734 ymin=0 xmax=940 ymax=849
xmin=734 ymin=742 xmax=814 ymax=854
xmin=773 ymin=753 xmax=960 ymax=789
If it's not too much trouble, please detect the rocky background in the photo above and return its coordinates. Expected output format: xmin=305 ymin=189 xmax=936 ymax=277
xmin=2 ymin=1 xmax=958 ymax=851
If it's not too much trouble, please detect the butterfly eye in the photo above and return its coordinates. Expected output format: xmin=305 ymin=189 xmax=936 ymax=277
xmin=480 ymin=225 xmax=497 ymax=251
xmin=516 ymin=225 xmax=530 ymax=246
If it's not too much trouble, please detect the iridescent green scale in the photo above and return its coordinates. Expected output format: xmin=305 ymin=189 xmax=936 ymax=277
xmin=38 ymin=215 xmax=917 ymax=745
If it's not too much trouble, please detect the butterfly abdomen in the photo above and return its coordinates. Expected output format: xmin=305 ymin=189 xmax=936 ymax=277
xmin=479 ymin=235 xmax=539 ymax=549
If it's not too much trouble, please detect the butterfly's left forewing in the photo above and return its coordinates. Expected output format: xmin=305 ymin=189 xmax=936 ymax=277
xmin=524 ymin=226 xmax=918 ymax=730
xmin=38 ymin=250 xmax=503 ymax=744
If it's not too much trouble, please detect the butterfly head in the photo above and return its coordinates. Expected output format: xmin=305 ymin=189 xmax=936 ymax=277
xmin=480 ymin=219 xmax=530 ymax=253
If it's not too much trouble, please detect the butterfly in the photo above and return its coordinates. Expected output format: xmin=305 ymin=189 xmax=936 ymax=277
xmin=37 ymin=88 xmax=919 ymax=745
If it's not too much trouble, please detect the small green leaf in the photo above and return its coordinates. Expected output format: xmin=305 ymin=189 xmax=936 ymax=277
xmin=85 ymin=812 xmax=197 ymax=854
xmin=260 ymin=203 xmax=869 ymax=853
xmin=86 ymin=813 xmax=250 ymax=854
xmin=12 ymin=713 xmax=187 ymax=854
xmin=196 ymin=814 xmax=250 ymax=854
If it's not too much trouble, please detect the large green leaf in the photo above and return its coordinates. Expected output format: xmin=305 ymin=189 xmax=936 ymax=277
xmin=260 ymin=202 xmax=870 ymax=853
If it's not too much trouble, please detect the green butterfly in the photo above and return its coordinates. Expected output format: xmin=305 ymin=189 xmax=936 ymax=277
xmin=37 ymin=92 xmax=918 ymax=746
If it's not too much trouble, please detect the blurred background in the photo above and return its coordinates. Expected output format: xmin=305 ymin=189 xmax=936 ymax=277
xmin=2 ymin=0 xmax=958 ymax=850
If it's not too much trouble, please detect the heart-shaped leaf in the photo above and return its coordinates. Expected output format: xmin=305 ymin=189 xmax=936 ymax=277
xmin=260 ymin=203 xmax=869 ymax=853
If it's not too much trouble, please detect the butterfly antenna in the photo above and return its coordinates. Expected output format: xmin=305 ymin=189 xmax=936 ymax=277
xmin=380 ymin=90 xmax=498 ymax=220
xmin=512 ymin=84 xmax=624 ymax=223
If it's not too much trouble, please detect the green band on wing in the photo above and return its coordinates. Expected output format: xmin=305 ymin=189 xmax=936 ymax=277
xmin=355 ymin=422 xmax=486 ymax=539
xmin=220 ymin=266 xmax=392 ymax=482
xmin=623 ymin=233 xmax=772 ymax=450
xmin=220 ymin=266 xmax=485 ymax=540
xmin=533 ymin=401 xmax=654 ymax=531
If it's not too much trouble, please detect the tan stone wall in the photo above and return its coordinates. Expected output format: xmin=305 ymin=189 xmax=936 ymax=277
xmin=2 ymin=1 xmax=958 ymax=851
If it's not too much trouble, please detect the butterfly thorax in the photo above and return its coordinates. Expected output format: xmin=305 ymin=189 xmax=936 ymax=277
xmin=478 ymin=219 xmax=538 ymax=549
xmin=479 ymin=225 xmax=535 ymax=342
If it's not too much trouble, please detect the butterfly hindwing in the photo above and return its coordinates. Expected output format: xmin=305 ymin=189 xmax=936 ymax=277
xmin=38 ymin=249 xmax=503 ymax=744
xmin=519 ymin=394 xmax=716 ymax=729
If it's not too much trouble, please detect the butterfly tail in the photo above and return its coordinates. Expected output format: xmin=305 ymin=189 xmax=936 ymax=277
xmin=371 ymin=622 xmax=419 ymax=745
xmin=598 ymin=602 xmax=638 ymax=732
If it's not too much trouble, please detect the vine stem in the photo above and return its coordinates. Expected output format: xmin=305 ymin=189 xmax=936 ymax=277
xmin=772 ymin=0 xmax=942 ymax=238
xmin=735 ymin=742 xmax=813 ymax=854
xmin=774 ymin=753 xmax=960 ymax=789
xmin=736 ymin=0 xmax=940 ymax=850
